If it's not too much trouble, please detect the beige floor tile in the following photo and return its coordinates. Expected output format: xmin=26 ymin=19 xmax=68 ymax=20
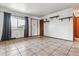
xmin=68 ymin=47 xmax=79 ymax=56
xmin=0 ymin=53 xmax=6 ymax=56
xmin=0 ymin=49 xmax=6 ymax=55
xmin=0 ymin=37 xmax=79 ymax=56
xmin=19 ymin=48 xmax=31 ymax=53
xmin=7 ymin=53 xmax=21 ymax=56
xmin=29 ymin=47 xmax=41 ymax=53
xmin=44 ymin=46 xmax=57 ymax=54
xmin=21 ymin=50 xmax=34 ymax=56
xmin=15 ymin=45 xmax=26 ymax=49
xmin=36 ymin=51 xmax=49 ymax=56
xmin=6 ymin=47 xmax=17 ymax=51
xmin=6 ymin=49 xmax=20 ymax=56
xmin=52 ymin=51 xmax=66 ymax=56
xmin=68 ymin=50 xmax=79 ymax=56
xmin=0 ymin=46 xmax=5 ymax=50
xmin=56 ymin=48 xmax=69 ymax=55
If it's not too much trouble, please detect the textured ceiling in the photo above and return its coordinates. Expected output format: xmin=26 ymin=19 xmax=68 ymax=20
xmin=0 ymin=3 xmax=79 ymax=17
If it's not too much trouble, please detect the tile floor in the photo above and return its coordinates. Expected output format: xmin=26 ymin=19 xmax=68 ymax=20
xmin=0 ymin=36 xmax=79 ymax=56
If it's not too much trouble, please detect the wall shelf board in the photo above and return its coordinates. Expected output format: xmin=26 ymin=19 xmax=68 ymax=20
xmin=50 ymin=15 xmax=59 ymax=19
xmin=59 ymin=16 xmax=73 ymax=21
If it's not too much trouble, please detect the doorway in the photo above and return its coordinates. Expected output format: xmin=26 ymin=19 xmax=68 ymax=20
xmin=74 ymin=16 xmax=79 ymax=41
xmin=40 ymin=19 xmax=44 ymax=36
xmin=31 ymin=19 xmax=39 ymax=36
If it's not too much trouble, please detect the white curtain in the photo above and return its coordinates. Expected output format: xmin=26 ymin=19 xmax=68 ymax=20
xmin=0 ymin=12 xmax=4 ymax=40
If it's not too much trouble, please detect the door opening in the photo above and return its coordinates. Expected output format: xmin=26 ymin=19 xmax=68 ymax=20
xmin=40 ymin=19 xmax=44 ymax=36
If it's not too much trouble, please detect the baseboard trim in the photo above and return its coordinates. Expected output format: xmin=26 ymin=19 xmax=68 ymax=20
xmin=29 ymin=35 xmax=39 ymax=37
xmin=44 ymin=36 xmax=73 ymax=42
xmin=0 ymin=35 xmax=39 ymax=41
xmin=0 ymin=35 xmax=73 ymax=42
xmin=11 ymin=37 xmax=25 ymax=39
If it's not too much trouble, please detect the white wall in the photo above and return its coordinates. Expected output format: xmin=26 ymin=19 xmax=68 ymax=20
xmin=43 ymin=8 xmax=73 ymax=41
xmin=0 ymin=12 xmax=4 ymax=40
xmin=32 ymin=19 xmax=38 ymax=36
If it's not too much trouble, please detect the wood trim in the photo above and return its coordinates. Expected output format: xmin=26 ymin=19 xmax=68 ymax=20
xmin=73 ymin=16 xmax=79 ymax=41
xmin=40 ymin=19 xmax=44 ymax=36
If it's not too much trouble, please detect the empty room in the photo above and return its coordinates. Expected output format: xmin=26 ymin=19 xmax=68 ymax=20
xmin=0 ymin=3 xmax=79 ymax=56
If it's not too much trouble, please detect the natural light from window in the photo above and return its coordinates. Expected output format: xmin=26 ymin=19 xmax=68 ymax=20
xmin=11 ymin=16 xmax=25 ymax=29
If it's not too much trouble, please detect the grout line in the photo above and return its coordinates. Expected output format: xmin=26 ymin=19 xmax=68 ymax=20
xmin=5 ymin=48 xmax=7 ymax=56
xmin=50 ymin=41 xmax=69 ymax=55
xmin=27 ymin=49 xmax=37 ymax=56
xmin=15 ymin=45 xmax=22 ymax=56
xmin=66 ymin=43 xmax=73 ymax=56
xmin=48 ymin=42 xmax=65 ymax=56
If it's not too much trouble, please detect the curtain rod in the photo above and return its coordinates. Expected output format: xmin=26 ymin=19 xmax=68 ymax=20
xmin=0 ymin=11 xmax=26 ymax=18
xmin=0 ymin=10 xmax=38 ymax=19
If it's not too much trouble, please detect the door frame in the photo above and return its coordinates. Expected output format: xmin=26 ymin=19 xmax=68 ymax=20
xmin=73 ymin=15 xmax=79 ymax=41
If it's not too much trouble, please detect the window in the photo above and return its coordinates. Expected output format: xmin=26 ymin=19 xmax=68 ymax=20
xmin=11 ymin=15 xmax=25 ymax=38
xmin=11 ymin=16 xmax=25 ymax=29
xmin=18 ymin=17 xmax=25 ymax=29
xmin=11 ymin=16 xmax=18 ymax=29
